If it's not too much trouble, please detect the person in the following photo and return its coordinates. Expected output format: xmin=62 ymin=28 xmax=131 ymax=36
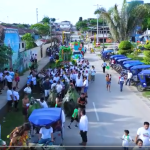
xmin=34 ymin=54 xmax=37 ymax=63
xmin=14 ymin=70 xmax=20 ymax=89
xmin=56 ymin=81 xmax=63 ymax=95
xmin=75 ymin=74 xmax=83 ymax=94
xmin=106 ymin=74 xmax=111 ymax=92
xmin=8 ymin=123 xmax=31 ymax=148
xmin=55 ymin=95 xmax=62 ymax=107
xmin=135 ymin=122 xmax=150 ymax=147
xmin=111 ymin=59 xmax=115 ymax=68
xmin=119 ymin=75 xmax=125 ymax=92
xmin=31 ymin=75 xmax=37 ymax=93
xmin=43 ymin=79 xmax=51 ymax=100
xmin=24 ymin=84 xmax=32 ymax=98
xmin=7 ymin=87 xmax=14 ymax=112
xmin=12 ymin=87 xmax=20 ymax=111
xmin=79 ymin=109 xmax=88 ymax=147
xmin=5 ymin=72 xmax=13 ymax=89
xmin=125 ymin=70 xmax=132 ymax=86
xmin=77 ymin=93 xmax=87 ymax=120
xmin=68 ymin=106 xmax=79 ymax=129
xmin=9 ymin=68 xmax=15 ymax=81
xmin=101 ymin=61 xmax=107 ymax=73
xmin=0 ymin=71 xmax=4 ymax=94
xmin=133 ymin=139 xmax=144 ymax=150
xmin=51 ymin=80 xmax=57 ymax=89
xmin=39 ymin=97 xmax=48 ymax=108
xmin=121 ymin=130 xmax=134 ymax=150
xmin=22 ymin=95 xmax=30 ymax=122
xmin=39 ymin=125 xmax=54 ymax=145
xmin=83 ymin=76 xmax=88 ymax=98
xmin=91 ymin=66 xmax=96 ymax=81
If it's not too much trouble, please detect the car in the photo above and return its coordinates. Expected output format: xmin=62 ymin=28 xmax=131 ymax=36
xmin=72 ymin=50 xmax=83 ymax=60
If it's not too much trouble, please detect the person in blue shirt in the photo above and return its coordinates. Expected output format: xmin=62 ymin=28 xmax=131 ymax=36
xmin=9 ymin=68 xmax=15 ymax=80
xmin=27 ymin=77 xmax=32 ymax=85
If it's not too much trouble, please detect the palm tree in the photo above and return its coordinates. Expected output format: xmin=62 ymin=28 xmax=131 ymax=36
xmin=94 ymin=0 xmax=150 ymax=42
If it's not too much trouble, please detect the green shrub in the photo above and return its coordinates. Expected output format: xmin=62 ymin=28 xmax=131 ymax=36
xmin=143 ymin=41 xmax=150 ymax=64
xmin=118 ymin=41 xmax=132 ymax=55
xmin=127 ymin=54 xmax=143 ymax=61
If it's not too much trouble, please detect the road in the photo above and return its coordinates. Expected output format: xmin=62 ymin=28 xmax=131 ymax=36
xmin=63 ymin=51 xmax=150 ymax=147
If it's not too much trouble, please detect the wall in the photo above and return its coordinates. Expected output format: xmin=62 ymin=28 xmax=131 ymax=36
xmin=12 ymin=42 xmax=54 ymax=73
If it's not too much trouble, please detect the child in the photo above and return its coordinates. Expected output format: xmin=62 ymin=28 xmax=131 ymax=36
xmin=68 ymin=106 xmax=79 ymax=129
xmin=121 ymin=130 xmax=134 ymax=150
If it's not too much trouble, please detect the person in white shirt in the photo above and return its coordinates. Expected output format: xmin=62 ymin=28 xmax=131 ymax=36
xmin=79 ymin=109 xmax=88 ymax=147
xmin=51 ymin=80 xmax=57 ymax=89
xmin=5 ymin=72 xmax=13 ymax=89
xmin=101 ymin=60 xmax=107 ymax=73
xmin=39 ymin=97 xmax=48 ymax=108
xmin=24 ymin=84 xmax=32 ymax=94
xmin=91 ymin=66 xmax=96 ymax=81
xmin=39 ymin=125 xmax=54 ymax=145
xmin=31 ymin=76 xmax=37 ymax=92
xmin=119 ymin=75 xmax=125 ymax=92
xmin=7 ymin=87 xmax=14 ymax=112
xmin=12 ymin=87 xmax=20 ymax=111
xmin=56 ymin=81 xmax=63 ymax=94
xmin=121 ymin=130 xmax=134 ymax=150
xmin=75 ymin=74 xmax=83 ymax=94
xmin=125 ymin=70 xmax=132 ymax=86
xmin=53 ymin=74 xmax=60 ymax=83
xmin=83 ymin=76 xmax=88 ymax=97
xmin=135 ymin=122 xmax=150 ymax=147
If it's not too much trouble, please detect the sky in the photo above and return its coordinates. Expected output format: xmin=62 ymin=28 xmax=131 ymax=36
xmin=0 ymin=0 xmax=149 ymax=25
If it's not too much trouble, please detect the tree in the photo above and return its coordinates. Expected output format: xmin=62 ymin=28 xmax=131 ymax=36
xmin=22 ymin=33 xmax=35 ymax=49
xmin=142 ymin=16 xmax=150 ymax=31
xmin=94 ymin=0 xmax=150 ymax=42
xmin=0 ymin=45 xmax=13 ymax=65
xmin=118 ymin=41 xmax=132 ymax=55
xmin=76 ymin=20 xmax=88 ymax=31
xmin=89 ymin=19 xmax=103 ymax=26
xmin=30 ymin=23 xmax=50 ymax=36
xmin=143 ymin=41 xmax=150 ymax=64
xmin=41 ymin=16 xmax=50 ymax=24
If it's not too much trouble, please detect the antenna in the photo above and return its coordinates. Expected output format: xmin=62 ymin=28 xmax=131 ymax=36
xmin=36 ymin=8 xmax=38 ymax=23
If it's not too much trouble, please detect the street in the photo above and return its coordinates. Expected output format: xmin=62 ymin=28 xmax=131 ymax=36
xmin=64 ymin=51 xmax=150 ymax=146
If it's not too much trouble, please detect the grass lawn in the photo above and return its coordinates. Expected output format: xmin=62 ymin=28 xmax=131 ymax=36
xmin=142 ymin=91 xmax=150 ymax=99
xmin=1 ymin=102 xmax=24 ymax=144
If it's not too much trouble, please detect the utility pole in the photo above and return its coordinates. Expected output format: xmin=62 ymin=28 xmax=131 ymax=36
xmin=36 ymin=8 xmax=38 ymax=23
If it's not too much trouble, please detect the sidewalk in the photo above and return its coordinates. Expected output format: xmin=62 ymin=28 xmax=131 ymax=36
xmin=0 ymin=56 xmax=50 ymax=111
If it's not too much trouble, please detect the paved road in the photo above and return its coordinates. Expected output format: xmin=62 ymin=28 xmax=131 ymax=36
xmin=63 ymin=51 xmax=150 ymax=147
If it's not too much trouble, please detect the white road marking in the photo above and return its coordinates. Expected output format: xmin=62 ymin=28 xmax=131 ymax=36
xmin=92 ymin=102 xmax=99 ymax=121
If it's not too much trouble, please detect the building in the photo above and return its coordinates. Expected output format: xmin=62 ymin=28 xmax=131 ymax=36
xmin=88 ymin=26 xmax=111 ymax=43
xmin=127 ymin=0 xmax=144 ymax=4
xmin=60 ymin=21 xmax=72 ymax=31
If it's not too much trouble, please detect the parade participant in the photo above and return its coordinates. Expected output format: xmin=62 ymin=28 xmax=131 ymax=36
xmin=22 ymin=95 xmax=30 ymax=122
xmin=12 ymin=87 xmax=20 ymax=111
xmin=83 ymin=76 xmax=88 ymax=97
xmin=119 ymin=74 xmax=125 ymax=92
xmin=43 ymin=78 xmax=51 ymax=100
xmin=91 ymin=66 xmax=96 ymax=81
xmin=75 ymin=74 xmax=83 ymax=94
xmin=7 ymin=123 xmax=31 ymax=149
xmin=5 ymin=72 xmax=13 ymax=89
xmin=79 ymin=109 xmax=88 ymax=147
xmin=121 ymin=130 xmax=134 ymax=150
xmin=77 ymin=93 xmax=87 ymax=120
xmin=39 ymin=97 xmax=48 ymax=108
xmin=14 ymin=70 xmax=20 ymax=89
xmin=68 ymin=106 xmax=79 ymax=129
xmin=133 ymin=139 xmax=144 ymax=150
xmin=39 ymin=125 xmax=54 ymax=145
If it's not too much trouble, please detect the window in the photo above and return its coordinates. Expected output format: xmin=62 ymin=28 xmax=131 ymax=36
xmin=22 ymin=43 xmax=24 ymax=48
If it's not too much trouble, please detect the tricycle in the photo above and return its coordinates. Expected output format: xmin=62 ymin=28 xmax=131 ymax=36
xmin=29 ymin=108 xmax=65 ymax=149
xmin=137 ymin=70 xmax=150 ymax=92
xmin=101 ymin=50 xmax=114 ymax=60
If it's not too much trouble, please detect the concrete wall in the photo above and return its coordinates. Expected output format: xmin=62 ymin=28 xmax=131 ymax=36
xmin=12 ymin=42 xmax=55 ymax=73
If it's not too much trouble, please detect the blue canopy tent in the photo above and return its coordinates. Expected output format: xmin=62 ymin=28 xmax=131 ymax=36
xmin=130 ymin=65 xmax=150 ymax=75
xmin=124 ymin=62 xmax=144 ymax=69
xmin=110 ymin=55 xmax=125 ymax=59
xmin=29 ymin=108 xmax=61 ymax=126
xmin=117 ymin=58 xmax=131 ymax=62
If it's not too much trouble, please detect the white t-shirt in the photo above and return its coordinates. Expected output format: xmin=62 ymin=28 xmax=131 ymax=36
xmin=5 ymin=75 xmax=12 ymax=82
xmin=7 ymin=90 xmax=13 ymax=101
xmin=39 ymin=101 xmax=48 ymax=108
xmin=102 ymin=62 xmax=107 ymax=67
xmin=51 ymin=83 xmax=57 ymax=89
xmin=127 ymin=72 xmax=132 ymax=79
xmin=83 ymin=79 xmax=88 ymax=87
xmin=32 ymin=77 xmax=37 ymax=85
xmin=76 ymin=77 xmax=83 ymax=87
xmin=91 ymin=69 xmax=96 ymax=76
xmin=24 ymin=87 xmax=32 ymax=94
xmin=137 ymin=127 xmax=150 ymax=146
xmin=53 ymin=76 xmax=60 ymax=83
xmin=56 ymin=84 xmax=63 ymax=93
xmin=79 ymin=115 xmax=88 ymax=132
xmin=13 ymin=91 xmax=19 ymax=101
xmin=39 ymin=127 xmax=53 ymax=139
xmin=120 ymin=77 xmax=125 ymax=82
xmin=122 ymin=135 xmax=133 ymax=147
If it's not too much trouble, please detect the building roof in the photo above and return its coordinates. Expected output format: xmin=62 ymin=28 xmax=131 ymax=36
xmin=0 ymin=24 xmax=38 ymax=35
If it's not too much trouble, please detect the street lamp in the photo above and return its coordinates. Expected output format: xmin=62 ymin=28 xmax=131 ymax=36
xmin=94 ymin=4 xmax=102 ymax=44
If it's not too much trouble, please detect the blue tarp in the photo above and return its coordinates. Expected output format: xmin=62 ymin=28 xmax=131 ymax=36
xmin=139 ymin=70 xmax=150 ymax=75
xmin=123 ymin=60 xmax=140 ymax=65
xmin=124 ymin=62 xmax=144 ymax=68
xmin=130 ymin=65 xmax=150 ymax=70
xmin=117 ymin=58 xmax=131 ymax=62
xmin=103 ymin=50 xmax=114 ymax=53
xmin=110 ymin=55 xmax=125 ymax=59
xmin=29 ymin=108 xmax=61 ymax=126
